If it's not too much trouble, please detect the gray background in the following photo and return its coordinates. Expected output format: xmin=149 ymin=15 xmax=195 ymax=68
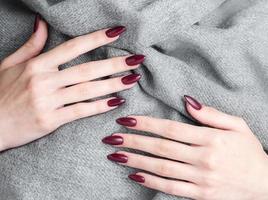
xmin=0 ymin=0 xmax=268 ymax=199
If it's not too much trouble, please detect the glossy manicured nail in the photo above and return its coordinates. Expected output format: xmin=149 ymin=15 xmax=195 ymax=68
xmin=121 ymin=74 xmax=141 ymax=85
xmin=128 ymin=174 xmax=145 ymax=183
xmin=125 ymin=55 xmax=145 ymax=66
xmin=107 ymin=97 xmax=125 ymax=107
xmin=106 ymin=26 xmax=126 ymax=38
xmin=33 ymin=14 xmax=40 ymax=33
xmin=107 ymin=153 xmax=128 ymax=163
xmin=116 ymin=117 xmax=137 ymax=127
xmin=102 ymin=135 xmax=123 ymax=145
xmin=184 ymin=95 xmax=202 ymax=110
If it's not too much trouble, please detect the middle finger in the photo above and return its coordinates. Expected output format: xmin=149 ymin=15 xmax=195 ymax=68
xmin=53 ymin=54 xmax=145 ymax=88
xmin=103 ymin=133 xmax=200 ymax=165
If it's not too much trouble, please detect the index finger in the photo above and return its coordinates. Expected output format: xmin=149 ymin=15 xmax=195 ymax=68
xmin=37 ymin=26 xmax=126 ymax=66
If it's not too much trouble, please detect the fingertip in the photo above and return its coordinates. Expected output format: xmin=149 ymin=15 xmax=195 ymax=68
xmin=128 ymin=173 xmax=145 ymax=183
xmin=107 ymin=96 xmax=126 ymax=107
xmin=105 ymin=26 xmax=126 ymax=38
xmin=184 ymin=95 xmax=203 ymax=111
xmin=32 ymin=14 xmax=48 ymax=40
xmin=33 ymin=14 xmax=41 ymax=33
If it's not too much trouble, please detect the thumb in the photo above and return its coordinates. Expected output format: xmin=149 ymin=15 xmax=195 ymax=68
xmin=0 ymin=14 xmax=48 ymax=70
xmin=184 ymin=95 xmax=248 ymax=131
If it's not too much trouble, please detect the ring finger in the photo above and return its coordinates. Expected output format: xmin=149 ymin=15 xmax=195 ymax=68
xmin=54 ymin=73 xmax=141 ymax=107
xmin=103 ymin=134 xmax=200 ymax=165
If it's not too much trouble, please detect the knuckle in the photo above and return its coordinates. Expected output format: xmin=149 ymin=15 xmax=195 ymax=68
xmin=25 ymin=60 xmax=40 ymax=75
xmin=93 ymin=102 xmax=105 ymax=114
xmin=156 ymin=140 xmax=170 ymax=156
xmin=27 ymin=75 xmax=43 ymax=93
xmin=77 ymin=64 xmax=92 ymax=77
xmin=126 ymin=134 xmax=138 ymax=147
xmin=156 ymin=162 xmax=171 ymax=177
xmin=165 ymin=184 xmax=179 ymax=196
xmin=77 ymin=83 xmax=93 ymax=96
xmin=164 ymin=120 xmax=179 ymax=138
xmin=71 ymin=104 xmax=87 ymax=118
xmin=114 ymin=76 xmax=124 ymax=87
xmin=208 ymin=134 xmax=224 ymax=146
xmin=63 ymin=38 xmax=81 ymax=52
xmin=200 ymin=151 xmax=217 ymax=170
xmin=101 ymin=79 xmax=120 ymax=94
xmin=105 ymin=80 xmax=116 ymax=91
xmin=91 ymin=31 xmax=108 ymax=45
xmin=24 ymin=39 xmax=40 ymax=51
xmin=205 ymin=106 xmax=218 ymax=115
xmin=109 ymin=57 xmax=121 ymax=71
xmin=35 ymin=114 xmax=54 ymax=132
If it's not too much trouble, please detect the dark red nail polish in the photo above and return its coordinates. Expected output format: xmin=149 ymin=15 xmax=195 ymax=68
xmin=184 ymin=95 xmax=202 ymax=110
xmin=107 ymin=97 xmax=125 ymax=107
xmin=116 ymin=117 xmax=137 ymax=127
xmin=125 ymin=55 xmax=145 ymax=66
xmin=102 ymin=135 xmax=123 ymax=145
xmin=128 ymin=174 xmax=145 ymax=183
xmin=105 ymin=26 xmax=126 ymax=38
xmin=121 ymin=74 xmax=141 ymax=85
xmin=107 ymin=153 xmax=128 ymax=163
xmin=33 ymin=14 xmax=40 ymax=33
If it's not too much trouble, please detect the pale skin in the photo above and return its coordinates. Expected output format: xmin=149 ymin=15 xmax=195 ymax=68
xmin=1 ymin=16 xmax=268 ymax=200
xmin=0 ymin=17 xmax=144 ymax=151
xmin=103 ymin=96 xmax=268 ymax=200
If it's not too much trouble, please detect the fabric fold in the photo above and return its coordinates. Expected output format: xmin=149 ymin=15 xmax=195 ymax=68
xmin=1 ymin=0 xmax=268 ymax=199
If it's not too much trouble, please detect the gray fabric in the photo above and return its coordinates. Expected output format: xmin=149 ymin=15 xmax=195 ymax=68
xmin=0 ymin=0 xmax=268 ymax=199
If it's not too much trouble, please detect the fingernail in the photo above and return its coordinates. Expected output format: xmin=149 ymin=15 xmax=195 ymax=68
xmin=106 ymin=26 xmax=126 ymax=38
xmin=107 ymin=153 xmax=128 ymax=163
xmin=184 ymin=95 xmax=202 ymax=110
xmin=33 ymin=14 xmax=41 ymax=33
xmin=125 ymin=55 xmax=145 ymax=66
xmin=107 ymin=97 xmax=125 ymax=107
xmin=116 ymin=117 xmax=137 ymax=127
xmin=102 ymin=135 xmax=123 ymax=145
xmin=128 ymin=174 xmax=145 ymax=183
xmin=121 ymin=74 xmax=141 ymax=85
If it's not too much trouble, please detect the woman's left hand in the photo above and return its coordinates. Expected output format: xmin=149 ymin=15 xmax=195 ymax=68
xmin=102 ymin=95 xmax=268 ymax=200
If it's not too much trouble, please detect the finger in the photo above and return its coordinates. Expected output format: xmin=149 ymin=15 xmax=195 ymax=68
xmin=128 ymin=172 xmax=200 ymax=199
xmin=0 ymin=14 xmax=48 ymax=70
xmin=54 ymin=54 xmax=144 ymax=87
xmin=108 ymin=151 xmax=199 ymax=183
xmin=37 ymin=26 xmax=126 ymax=67
xmin=105 ymin=134 xmax=199 ymax=165
xmin=184 ymin=95 xmax=249 ymax=131
xmin=54 ymin=74 xmax=140 ymax=107
xmin=116 ymin=116 xmax=212 ymax=145
xmin=53 ymin=97 xmax=125 ymax=126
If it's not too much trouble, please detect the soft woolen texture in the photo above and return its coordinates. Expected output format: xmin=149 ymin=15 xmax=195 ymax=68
xmin=0 ymin=0 xmax=268 ymax=199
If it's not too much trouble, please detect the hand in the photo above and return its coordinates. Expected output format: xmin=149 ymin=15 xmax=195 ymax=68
xmin=102 ymin=95 xmax=268 ymax=200
xmin=0 ymin=15 xmax=145 ymax=151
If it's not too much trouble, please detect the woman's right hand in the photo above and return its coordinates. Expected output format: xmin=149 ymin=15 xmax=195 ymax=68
xmin=0 ymin=15 xmax=144 ymax=152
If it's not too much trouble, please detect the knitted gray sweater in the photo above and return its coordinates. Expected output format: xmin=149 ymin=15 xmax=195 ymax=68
xmin=0 ymin=0 xmax=268 ymax=199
